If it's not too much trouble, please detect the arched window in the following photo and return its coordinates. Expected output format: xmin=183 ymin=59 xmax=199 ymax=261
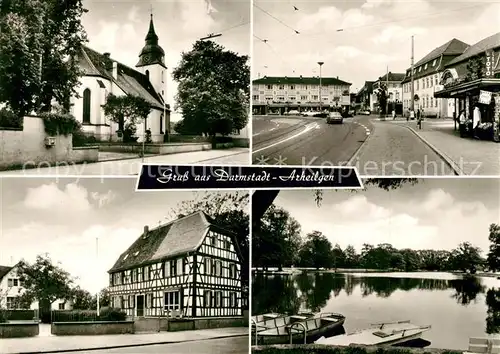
xmin=145 ymin=70 xmax=149 ymax=78
xmin=161 ymin=70 xmax=164 ymax=83
xmin=82 ymin=88 xmax=91 ymax=124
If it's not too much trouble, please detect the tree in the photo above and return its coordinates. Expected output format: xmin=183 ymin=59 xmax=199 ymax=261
xmin=173 ymin=118 xmax=199 ymax=136
xmin=92 ymin=288 xmax=110 ymax=309
xmin=172 ymin=40 xmax=249 ymax=147
xmin=16 ymin=254 xmax=74 ymax=321
xmin=253 ymin=205 xmax=302 ymax=270
xmin=375 ymin=83 xmax=388 ymax=115
xmin=487 ymin=224 xmax=500 ymax=272
xmin=466 ymin=56 xmax=483 ymax=82
xmin=102 ymin=94 xmax=151 ymax=142
xmin=0 ymin=0 xmax=87 ymax=116
xmin=168 ymin=191 xmax=249 ymax=288
xmin=344 ymin=245 xmax=359 ymax=268
xmin=71 ymin=286 xmax=93 ymax=310
xmin=298 ymin=231 xmax=333 ymax=269
xmin=449 ymin=242 xmax=483 ymax=274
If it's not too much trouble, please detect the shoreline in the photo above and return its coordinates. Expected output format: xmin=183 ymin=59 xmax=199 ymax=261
xmin=252 ymin=344 xmax=463 ymax=354
xmin=252 ymin=268 xmax=500 ymax=278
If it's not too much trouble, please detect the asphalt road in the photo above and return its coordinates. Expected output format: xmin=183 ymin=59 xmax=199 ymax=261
xmin=252 ymin=114 xmax=371 ymax=166
xmin=252 ymin=114 xmax=455 ymax=175
xmin=75 ymin=336 xmax=249 ymax=354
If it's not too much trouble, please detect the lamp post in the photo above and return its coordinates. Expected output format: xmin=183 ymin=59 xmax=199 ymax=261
xmin=318 ymin=62 xmax=324 ymax=113
xmin=96 ymin=236 xmax=100 ymax=317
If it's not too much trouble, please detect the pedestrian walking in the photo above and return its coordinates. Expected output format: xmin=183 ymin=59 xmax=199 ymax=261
xmin=392 ymin=110 xmax=396 ymax=120
xmin=416 ymin=109 xmax=422 ymax=130
xmin=458 ymin=110 xmax=466 ymax=137
xmin=409 ymin=109 xmax=415 ymax=121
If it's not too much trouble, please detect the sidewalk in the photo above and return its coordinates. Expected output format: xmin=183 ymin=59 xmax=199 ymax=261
xmin=381 ymin=118 xmax=500 ymax=175
xmin=0 ymin=327 xmax=248 ymax=354
xmin=0 ymin=148 xmax=250 ymax=176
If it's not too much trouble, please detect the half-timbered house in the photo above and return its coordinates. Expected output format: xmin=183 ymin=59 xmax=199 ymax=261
xmin=107 ymin=211 xmax=243 ymax=319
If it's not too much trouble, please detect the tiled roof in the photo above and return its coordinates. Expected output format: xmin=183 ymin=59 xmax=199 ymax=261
xmin=78 ymin=46 xmax=166 ymax=110
xmin=108 ymin=211 xmax=231 ymax=272
xmin=253 ymin=76 xmax=351 ymax=86
xmin=377 ymin=72 xmax=405 ymax=82
xmin=401 ymin=39 xmax=470 ymax=84
xmin=415 ymin=38 xmax=469 ymax=67
xmin=0 ymin=265 xmax=13 ymax=281
xmin=447 ymin=32 xmax=500 ymax=66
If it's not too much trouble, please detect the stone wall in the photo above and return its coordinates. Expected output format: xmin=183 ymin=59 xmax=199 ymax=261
xmin=0 ymin=322 xmax=39 ymax=338
xmin=51 ymin=321 xmax=134 ymax=336
xmin=97 ymin=142 xmax=211 ymax=154
xmin=0 ymin=116 xmax=99 ymax=170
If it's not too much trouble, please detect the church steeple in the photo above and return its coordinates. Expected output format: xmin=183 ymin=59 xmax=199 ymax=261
xmin=136 ymin=14 xmax=166 ymax=68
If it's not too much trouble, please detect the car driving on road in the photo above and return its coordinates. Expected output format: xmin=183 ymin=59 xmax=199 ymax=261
xmin=327 ymin=111 xmax=343 ymax=124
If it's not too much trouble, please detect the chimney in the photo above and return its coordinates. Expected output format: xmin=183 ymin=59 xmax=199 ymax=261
xmin=112 ymin=61 xmax=118 ymax=80
xmin=144 ymin=225 xmax=149 ymax=235
xmin=103 ymin=52 xmax=110 ymax=59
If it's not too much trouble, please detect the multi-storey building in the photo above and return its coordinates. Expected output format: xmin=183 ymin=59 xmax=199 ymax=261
xmin=401 ymin=38 xmax=469 ymax=118
xmin=372 ymin=72 xmax=405 ymax=114
xmin=356 ymin=81 xmax=375 ymax=111
xmin=435 ymin=32 xmax=500 ymax=141
xmin=0 ymin=263 xmax=72 ymax=311
xmin=252 ymin=76 xmax=351 ymax=115
xmin=107 ymin=211 xmax=243 ymax=319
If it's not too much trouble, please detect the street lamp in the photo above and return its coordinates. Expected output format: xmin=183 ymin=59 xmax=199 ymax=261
xmin=96 ymin=236 xmax=100 ymax=317
xmin=318 ymin=62 xmax=324 ymax=112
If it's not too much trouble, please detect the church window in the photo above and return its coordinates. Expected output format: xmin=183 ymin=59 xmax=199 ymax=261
xmin=82 ymin=88 xmax=91 ymax=124
xmin=145 ymin=70 xmax=150 ymax=78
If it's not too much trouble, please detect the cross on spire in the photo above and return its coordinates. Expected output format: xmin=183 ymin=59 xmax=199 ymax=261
xmin=149 ymin=4 xmax=153 ymax=17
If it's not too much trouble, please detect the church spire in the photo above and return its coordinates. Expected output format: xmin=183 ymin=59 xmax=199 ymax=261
xmin=136 ymin=13 xmax=166 ymax=68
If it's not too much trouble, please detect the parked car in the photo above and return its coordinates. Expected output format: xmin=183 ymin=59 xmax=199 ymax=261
xmin=285 ymin=109 xmax=300 ymax=116
xmin=327 ymin=111 xmax=343 ymax=124
xmin=360 ymin=110 xmax=371 ymax=115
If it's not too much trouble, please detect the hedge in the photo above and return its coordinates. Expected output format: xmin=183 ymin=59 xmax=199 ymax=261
xmin=52 ymin=307 xmax=126 ymax=322
xmin=0 ymin=108 xmax=22 ymax=129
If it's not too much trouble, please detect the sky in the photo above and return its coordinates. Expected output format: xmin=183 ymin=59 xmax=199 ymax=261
xmin=253 ymin=0 xmax=500 ymax=92
xmin=0 ymin=178 xmax=240 ymax=294
xmin=82 ymin=0 xmax=250 ymax=121
xmin=273 ymin=178 xmax=500 ymax=254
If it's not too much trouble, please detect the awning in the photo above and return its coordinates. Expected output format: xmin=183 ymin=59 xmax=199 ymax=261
xmin=434 ymin=78 xmax=500 ymax=98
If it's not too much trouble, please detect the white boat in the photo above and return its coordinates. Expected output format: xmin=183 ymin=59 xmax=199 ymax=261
xmin=315 ymin=320 xmax=431 ymax=346
xmin=252 ymin=312 xmax=316 ymax=332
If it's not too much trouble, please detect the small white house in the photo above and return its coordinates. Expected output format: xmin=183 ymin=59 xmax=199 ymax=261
xmin=0 ymin=263 xmax=72 ymax=311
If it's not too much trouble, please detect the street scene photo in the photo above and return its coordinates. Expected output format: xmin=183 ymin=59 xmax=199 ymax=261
xmin=252 ymin=0 xmax=500 ymax=175
xmin=0 ymin=0 xmax=250 ymax=176
xmin=0 ymin=180 xmax=249 ymax=354
xmin=251 ymin=179 xmax=500 ymax=354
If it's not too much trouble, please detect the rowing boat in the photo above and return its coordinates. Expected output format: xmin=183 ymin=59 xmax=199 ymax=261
xmin=315 ymin=320 xmax=431 ymax=346
xmin=251 ymin=312 xmax=316 ymax=333
xmin=255 ymin=312 xmax=346 ymax=345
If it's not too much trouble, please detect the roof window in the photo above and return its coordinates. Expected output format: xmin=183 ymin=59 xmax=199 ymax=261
xmin=123 ymin=254 xmax=129 ymax=260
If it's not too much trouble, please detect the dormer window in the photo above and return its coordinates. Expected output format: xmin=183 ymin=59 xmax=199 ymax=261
xmin=424 ymin=63 xmax=428 ymax=70
xmin=432 ymin=59 xmax=437 ymax=66
xmin=123 ymin=254 xmax=129 ymax=260
xmin=133 ymin=251 xmax=139 ymax=256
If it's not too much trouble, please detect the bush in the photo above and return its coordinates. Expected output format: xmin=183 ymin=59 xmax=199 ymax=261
xmin=40 ymin=112 xmax=81 ymax=136
xmin=0 ymin=309 xmax=9 ymax=323
xmin=0 ymin=107 xmax=22 ymax=129
xmin=52 ymin=308 xmax=126 ymax=322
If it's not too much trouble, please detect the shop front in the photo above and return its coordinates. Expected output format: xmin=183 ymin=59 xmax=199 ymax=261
xmin=434 ymin=77 xmax=500 ymax=142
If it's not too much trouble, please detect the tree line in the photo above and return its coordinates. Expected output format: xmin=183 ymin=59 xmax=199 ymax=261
xmin=253 ymin=204 xmax=500 ymax=275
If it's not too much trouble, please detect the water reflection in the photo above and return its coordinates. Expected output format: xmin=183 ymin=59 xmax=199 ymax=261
xmin=252 ymin=272 xmax=500 ymax=336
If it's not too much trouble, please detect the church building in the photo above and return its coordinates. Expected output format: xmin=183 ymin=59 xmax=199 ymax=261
xmin=70 ymin=14 xmax=169 ymax=143
xmin=107 ymin=211 xmax=244 ymax=319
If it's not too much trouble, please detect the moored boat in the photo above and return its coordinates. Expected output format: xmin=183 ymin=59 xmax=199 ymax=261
xmin=255 ymin=313 xmax=346 ymax=345
xmin=251 ymin=312 xmax=316 ymax=333
xmin=315 ymin=320 xmax=431 ymax=346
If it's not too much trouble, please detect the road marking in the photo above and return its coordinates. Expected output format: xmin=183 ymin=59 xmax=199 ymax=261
xmin=253 ymin=122 xmax=320 ymax=154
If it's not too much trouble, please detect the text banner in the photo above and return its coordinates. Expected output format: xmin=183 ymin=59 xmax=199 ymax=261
xmin=136 ymin=165 xmax=362 ymax=190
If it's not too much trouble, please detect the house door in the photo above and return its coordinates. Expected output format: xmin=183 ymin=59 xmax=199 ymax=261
xmin=136 ymin=295 xmax=145 ymax=317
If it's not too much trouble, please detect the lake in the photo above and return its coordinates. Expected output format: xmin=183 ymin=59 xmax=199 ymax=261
xmin=252 ymin=271 xmax=500 ymax=350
